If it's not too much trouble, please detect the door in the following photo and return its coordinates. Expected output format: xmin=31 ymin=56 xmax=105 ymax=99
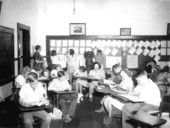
xmin=17 ymin=23 xmax=30 ymax=73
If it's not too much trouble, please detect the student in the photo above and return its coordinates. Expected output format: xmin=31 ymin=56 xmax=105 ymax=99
xmin=19 ymin=72 xmax=51 ymax=128
xmin=88 ymin=62 xmax=105 ymax=101
xmin=122 ymin=70 xmax=161 ymax=128
xmin=66 ymin=49 xmax=80 ymax=84
xmin=94 ymin=49 xmax=106 ymax=69
xmin=95 ymin=66 xmax=134 ymax=124
xmin=10 ymin=66 xmax=30 ymax=103
xmin=73 ymin=66 xmax=88 ymax=94
xmin=48 ymin=71 xmax=77 ymax=123
xmin=33 ymin=45 xmax=46 ymax=75
xmin=50 ymin=50 xmax=58 ymax=69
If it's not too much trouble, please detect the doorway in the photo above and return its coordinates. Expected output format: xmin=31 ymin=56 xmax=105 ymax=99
xmin=17 ymin=23 xmax=30 ymax=73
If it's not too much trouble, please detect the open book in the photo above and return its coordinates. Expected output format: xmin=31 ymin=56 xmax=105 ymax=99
xmin=118 ymin=94 xmax=145 ymax=103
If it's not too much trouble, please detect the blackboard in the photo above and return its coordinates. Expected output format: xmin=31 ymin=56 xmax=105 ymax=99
xmin=0 ymin=26 xmax=14 ymax=85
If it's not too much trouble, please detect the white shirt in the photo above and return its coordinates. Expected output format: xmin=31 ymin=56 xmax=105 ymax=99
xmin=51 ymin=55 xmax=68 ymax=68
xmin=19 ymin=82 xmax=46 ymax=103
xmin=48 ymin=78 xmax=71 ymax=91
xmin=15 ymin=75 xmax=26 ymax=88
xmin=134 ymin=79 xmax=161 ymax=106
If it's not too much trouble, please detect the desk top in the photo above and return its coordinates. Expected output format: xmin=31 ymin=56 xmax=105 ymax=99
xmin=74 ymin=76 xmax=101 ymax=81
xmin=18 ymin=104 xmax=52 ymax=112
xmin=51 ymin=90 xmax=77 ymax=94
xmin=129 ymin=113 xmax=167 ymax=127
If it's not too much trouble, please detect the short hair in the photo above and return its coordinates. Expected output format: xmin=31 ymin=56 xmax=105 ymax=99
xmin=69 ymin=49 xmax=74 ymax=55
xmin=135 ymin=70 xmax=147 ymax=79
xmin=51 ymin=50 xmax=56 ymax=56
xmin=57 ymin=71 xmax=65 ymax=78
xmin=79 ymin=66 xmax=86 ymax=72
xmin=27 ymin=72 xmax=39 ymax=83
xmin=35 ymin=45 xmax=41 ymax=50
xmin=93 ymin=62 xmax=101 ymax=69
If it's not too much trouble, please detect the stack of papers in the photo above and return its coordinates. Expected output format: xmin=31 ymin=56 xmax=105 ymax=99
xmin=118 ymin=94 xmax=145 ymax=102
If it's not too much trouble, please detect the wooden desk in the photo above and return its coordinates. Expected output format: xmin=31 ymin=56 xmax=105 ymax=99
xmin=129 ymin=113 xmax=167 ymax=128
xmin=73 ymin=76 xmax=101 ymax=81
xmin=18 ymin=104 xmax=53 ymax=112
xmin=51 ymin=90 xmax=77 ymax=108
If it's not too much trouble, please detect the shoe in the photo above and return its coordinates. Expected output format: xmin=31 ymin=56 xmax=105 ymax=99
xmin=64 ymin=116 xmax=72 ymax=123
xmin=103 ymin=116 xmax=112 ymax=125
xmin=103 ymin=116 xmax=109 ymax=122
xmin=89 ymin=97 xmax=93 ymax=102
xmin=95 ymin=107 xmax=104 ymax=113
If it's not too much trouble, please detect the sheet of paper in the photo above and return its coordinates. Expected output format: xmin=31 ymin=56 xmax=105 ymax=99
xmin=74 ymin=40 xmax=79 ymax=47
xmin=111 ymin=48 xmax=118 ymax=56
xmin=127 ymin=40 xmax=133 ymax=48
xmin=127 ymin=55 xmax=138 ymax=69
xmin=154 ymin=55 xmax=160 ymax=62
xmin=161 ymin=48 xmax=166 ymax=55
xmin=148 ymin=50 xmax=155 ymax=57
xmin=56 ymin=40 xmax=61 ymax=46
xmin=68 ymin=40 xmax=74 ymax=46
xmin=50 ymin=40 xmax=56 ymax=47
xmin=138 ymin=41 xmax=144 ymax=48
xmin=62 ymin=40 xmax=68 ymax=47
xmin=62 ymin=48 xmax=67 ymax=54
xmin=86 ymin=40 xmax=92 ymax=47
xmin=86 ymin=47 xmax=92 ymax=52
xmin=80 ymin=40 xmax=86 ymax=47
xmin=128 ymin=47 xmax=136 ymax=55
xmin=106 ymin=56 xmax=121 ymax=69
xmin=80 ymin=48 xmax=85 ymax=54
xmin=133 ymin=41 xmax=138 ymax=48
xmin=103 ymin=48 xmax=111 ymax=55
xmin=155 ymin=40 xmax=161 ymax=48
xmin=56 ymin=48 xmax=61 ymax=54
xmin=144 ymin=41 xmax=150 ymax=48
xmin=136 ymin=48 xmax=143 ymax=55
xmin=143 ymin=48 xmax=149 ymax=56
xmin=161 ymin=41 xmax=166 ymax=47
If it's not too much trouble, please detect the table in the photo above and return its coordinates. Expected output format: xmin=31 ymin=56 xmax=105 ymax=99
xmin=18 ymin=104 xmax=53 ymax=112
xmin=51 ymin=90 xmax=77 ymax=108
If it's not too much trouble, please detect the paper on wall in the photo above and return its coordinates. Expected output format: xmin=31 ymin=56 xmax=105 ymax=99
xmin=154 ymin=55 xmax=160 ymax=62
xmin=144 ymin=41 xmax=150 ymax=48
xmin=148 ymin=50 xmax=155 ymax=57
xmin=136 ymin=48 xmax=143 ymax=55
xmin=86 ymin=40 xmax=92 ymax=47
xmin=138 ymin=41 xmax=144 ymax=48
xmin=127 ymin=40 xmax=133 ymax=48
xmin=56 ymin=47 xmax=61 ymax=54
xmin=143 ymin=48 xmax=150 ymax=56
xmin=74 ymin=40 xmax=79 ymax=47
xmin=62 ymin=48 xmax=67 ymax=54
xmin=86 ymin=47 xmax=92 ymax=52
xmin=106 ymin=56 xmax=121 ymax=69
xmin=68 ymin=40 xmax=74 ymax=46
xmin=62 ymin=40 xmax=68 ymax=47
xmin=167 ymin=48 xmax=170 ymax=55
xmin=133 ymin=41 xmax=138 ymax=48
xmin=128 ymin=47 xmax=136 ymax=55
xmin=50 ymin=40 xmax=56 ymax=47
xmin=161 ymin=48 xmax=166 ymax=55
xmin=155 ymin=40 xmax=161 ymax=48
xmin=103 ymin=48 xmax=111 ymax=55
xmin=155 ymin=49 xmax=161 ymax=56
xmin=127 ymin=55 xmax=138 ymax=69
xmin=80 ymin=48 xmax=85 ymax=54
xmin=161 ymin=41 xmax=166 ymax=47
xmin=56 ymin=40 xmax=61 ymax=46
xmin=111 ymin=48 xmax=118 ymax=56
xmin=80 ymin=40 xmax=86 ymax=47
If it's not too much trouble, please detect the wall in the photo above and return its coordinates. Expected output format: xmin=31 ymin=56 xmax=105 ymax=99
xmin=37 ymin=0 xmax=170 ymax=55
xmin=0 ymin=0 xmax=170 ymax=62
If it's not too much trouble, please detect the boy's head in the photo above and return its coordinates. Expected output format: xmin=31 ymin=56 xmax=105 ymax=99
xmin=135 ymin=70 xmax=148 ymax=86
xmin=57 ymin=71 xmax=65 ymax=81
xmin=27 ymin=72 xmax=39 ymax=89
xmin=79 ymin=66 xmax=86 ymax=72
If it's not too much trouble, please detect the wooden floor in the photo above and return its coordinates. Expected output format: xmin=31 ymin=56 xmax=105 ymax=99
xmin=0 ymin=92 xmax=121 ymax=128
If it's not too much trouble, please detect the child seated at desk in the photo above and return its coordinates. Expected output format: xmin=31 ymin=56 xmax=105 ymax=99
xmin=48 ymin=71 xmax=77 ymax=123
xmin=19 ymin=72 xmax=51 ymax=128
xmin=73 ymin=66 xmax=88 ymax=95
xmin=95 ymin=66 xmax=134 ymax=125
xmin=122 ymin=70 xmax=161 ymax=128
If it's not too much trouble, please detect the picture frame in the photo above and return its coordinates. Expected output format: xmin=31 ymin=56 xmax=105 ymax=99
xmin=120 ymin=28 xmax=131 ymax=36
xmin=70 ymin=23 xmax=86 ymax=35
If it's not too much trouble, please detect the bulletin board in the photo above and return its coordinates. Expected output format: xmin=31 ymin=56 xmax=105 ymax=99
xmin=46 ymin=35 xmax=169 ymax=69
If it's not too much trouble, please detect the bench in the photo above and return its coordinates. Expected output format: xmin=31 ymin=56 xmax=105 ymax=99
xmin=129 ymin=113 xmax=167 ymax=128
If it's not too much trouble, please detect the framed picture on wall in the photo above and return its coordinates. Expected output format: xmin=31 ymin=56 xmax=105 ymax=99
xmin=70 ymin=23 xmax=86 ymax=35
xmin=120 ymin=28 xmax=131 ymax=36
